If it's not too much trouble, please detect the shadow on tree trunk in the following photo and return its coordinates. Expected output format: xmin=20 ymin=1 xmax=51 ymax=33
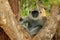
xmin=0 ymin=27 xmax=10 ymax=40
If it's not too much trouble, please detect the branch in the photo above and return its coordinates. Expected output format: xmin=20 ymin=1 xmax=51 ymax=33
xmin=0 ymin=0 xmax=31 ymax=40
xmin=8 ymin=0 xmax=19 ymax=21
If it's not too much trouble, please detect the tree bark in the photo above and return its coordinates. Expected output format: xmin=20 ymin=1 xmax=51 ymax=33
xmin=55 ymin=7 xmax=60 ymax=40
xmin=0 ymin=0 xmax=31 ymax=40
xmin=0 ymin=27 xmax=10 ymax=40
xmin=8 ymin=0 xmax=19 ymax=21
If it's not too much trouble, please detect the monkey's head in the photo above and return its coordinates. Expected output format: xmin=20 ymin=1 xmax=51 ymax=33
xmin=29 ymin=10 xmax=42 ymax=20
xmin=29 ymin=8 xmax=47 ymax=21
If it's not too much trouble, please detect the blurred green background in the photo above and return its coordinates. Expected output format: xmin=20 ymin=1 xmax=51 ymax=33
xmin=21 ymin=0 xmax=60 ymax=18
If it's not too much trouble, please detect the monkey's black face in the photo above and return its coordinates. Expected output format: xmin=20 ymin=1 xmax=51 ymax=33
xmin=31 ymin=11 xmax=39 ymax=18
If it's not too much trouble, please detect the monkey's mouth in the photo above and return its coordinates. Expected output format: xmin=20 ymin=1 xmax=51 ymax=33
xmin=31 ymin=11 xmax=39 ymax=18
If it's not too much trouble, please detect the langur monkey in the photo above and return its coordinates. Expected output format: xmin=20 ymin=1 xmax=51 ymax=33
xmin=20 ymin=10 xmax=47 ymax=36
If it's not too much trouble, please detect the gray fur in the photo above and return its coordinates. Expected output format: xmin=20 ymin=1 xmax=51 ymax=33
xmin=20 ymin=11 xmax=46 ymax=36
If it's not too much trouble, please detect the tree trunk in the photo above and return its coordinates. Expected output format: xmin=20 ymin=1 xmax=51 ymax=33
xmin=8 ymin=0 xmax=19 ymax=21
xmin=0 ymin=27 xmax=10 ymax=40
xmin=55 ymin=7 xmax=60 ymax=40
xmin=0 ymin=0 xmax=31 ymax=40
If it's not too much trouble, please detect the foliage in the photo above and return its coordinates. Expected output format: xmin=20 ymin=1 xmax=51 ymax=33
xmin=21 ymin=0 xmax=60 ymax=18
xmin=42 ymin=0 xmax=51 ymax=10
xmin=41 ymin=0 xmax=51 ymax=17
xmin=21 ymin=0 xmax=37 ymax=18
xmin=49 ymin=0 xmax=60 ymax=6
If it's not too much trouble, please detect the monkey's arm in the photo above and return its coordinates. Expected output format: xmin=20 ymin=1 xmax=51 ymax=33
xmin=20 ymin=17 xmax=30 ymax=32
